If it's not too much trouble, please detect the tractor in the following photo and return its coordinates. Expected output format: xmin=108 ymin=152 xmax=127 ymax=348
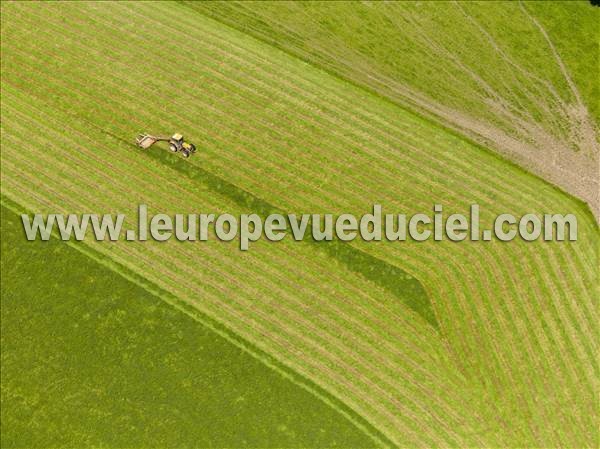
xmin=135 ymin=133 xmax=197 ymax=158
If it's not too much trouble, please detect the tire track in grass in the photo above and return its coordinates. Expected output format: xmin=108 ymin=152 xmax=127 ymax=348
xmin=7 ymin=4 xmax=592 ymax=238
xmin=144 ymin=7 xmax=596 ymax=440
xmin=151 ymin=0 xmax=600 ymax=352
xmin=27 ymin=0 xmax=596 ymax=264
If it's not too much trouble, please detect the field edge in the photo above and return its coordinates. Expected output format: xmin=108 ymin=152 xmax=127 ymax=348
xmin=0 ymin=193 xmax=395 ymax=449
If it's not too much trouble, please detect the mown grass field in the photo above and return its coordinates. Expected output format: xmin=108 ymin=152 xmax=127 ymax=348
xmin=1 ymin=2 xmax=598 ymax=448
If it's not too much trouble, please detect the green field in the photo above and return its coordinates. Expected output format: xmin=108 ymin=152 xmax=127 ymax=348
xmin=1 ymin=1 xmax=598 ymax=448
xmin=0 ymin=205 xmax=372 ymax=448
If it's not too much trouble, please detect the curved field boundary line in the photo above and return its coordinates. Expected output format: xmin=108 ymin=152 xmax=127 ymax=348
xmin=0 ymin=194 xmax=397 ymax=449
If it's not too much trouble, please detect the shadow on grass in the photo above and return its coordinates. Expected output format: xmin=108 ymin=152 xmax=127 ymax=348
xmin=143 ymin=144 xmax=439 ymax=330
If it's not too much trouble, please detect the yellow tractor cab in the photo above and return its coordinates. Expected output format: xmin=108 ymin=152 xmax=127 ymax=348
xmin=168 ymin=133 xmax=184 ymax=152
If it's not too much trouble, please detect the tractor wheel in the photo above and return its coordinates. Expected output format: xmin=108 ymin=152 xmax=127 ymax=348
xmin=169 ymin=144 xmax=178 ymax=152
xmin=182 ymin=150 xmax=190 ymax=158
xmin=189 ymin=143 xmax=197 ymax=153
